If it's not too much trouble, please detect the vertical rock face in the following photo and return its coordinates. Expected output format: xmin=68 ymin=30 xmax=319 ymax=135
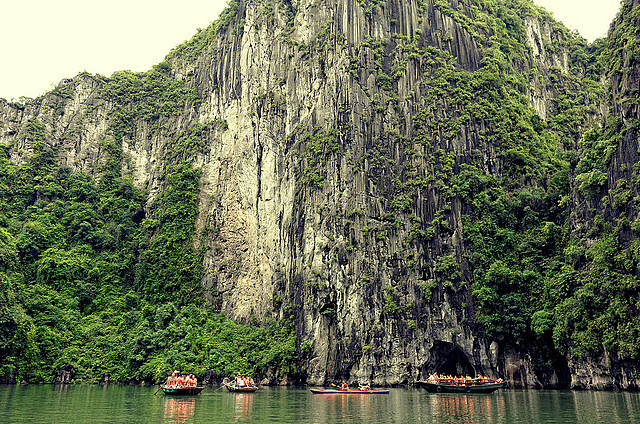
xmin=607 ymin=0 xmax=640 ymax=230
xmin=564 ymin=0 xmax=640 ymax=390
xmin=0 ymin=0 xmax=636 ymax=388
xmin=55 ymin=364 xmax=74 ymax=384
xmin=165 ymin=0 xmax=584 ymax=386
xmin=166 ymin=0 xmax=505 ymax=385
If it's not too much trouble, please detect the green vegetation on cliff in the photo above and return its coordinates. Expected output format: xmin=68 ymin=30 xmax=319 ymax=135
xmin=0 ymin=67 xmax=296 ymax=383
xmin=540 ymin=0 xmax=640 ymax=361
xmin=436 ymin=0 xmax=640 ymax=363
xmin=327 ymin=0 xmax=640 ymax=369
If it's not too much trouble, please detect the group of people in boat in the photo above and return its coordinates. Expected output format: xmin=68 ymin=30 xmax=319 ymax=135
xmin=339 ymin=380 xmax=370 ymax=391
xmin=233 ymin=374 xmax=256 ymax=388
xmin=427 ymin=373 xmax=503 ymax=385
xmin=165 ymin=371 xmax=198 ymax=388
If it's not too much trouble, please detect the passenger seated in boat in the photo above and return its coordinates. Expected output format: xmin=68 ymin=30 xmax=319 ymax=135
xmin=236 ymin=374 xmax=245 ymax=387
xmin=180 ymin=374 xmax=189 ymax=387
xmin=165 ymin=373 xmax=176 ymax=387
xmin=340 ymin=380 xmax=349 ymax=391
xmin=247 ymin=376 xmax=255 ymax=387
xmin=188 ymin=374 xmax=196 ymax=387
xmin=359 ymin=383 xmax=370 ymax=391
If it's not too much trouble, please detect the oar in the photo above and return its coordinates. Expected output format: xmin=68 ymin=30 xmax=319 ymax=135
xmin=154 ymin=386 xmax=162 ymax=395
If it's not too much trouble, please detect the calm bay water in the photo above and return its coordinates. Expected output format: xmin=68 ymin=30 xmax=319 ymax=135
xmin=2 ymin=385 xmax=640 ymax=424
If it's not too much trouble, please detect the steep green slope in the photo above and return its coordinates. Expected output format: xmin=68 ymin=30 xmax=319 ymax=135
xmin=543 ymin=0 xmax=640 ymax=368
xmin=0 ymin=66 xmax=296 ymax=384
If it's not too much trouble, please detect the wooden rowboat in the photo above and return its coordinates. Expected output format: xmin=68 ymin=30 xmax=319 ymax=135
xmin=160 ymin=385 xmax=204 ymax=395
xmin=224 ymin=383 xmax=259 ymax=392
xmin=310 ymin=388 xmax=389 ymax=394
xmin=416 ymin=380 xmax=504 ymax=393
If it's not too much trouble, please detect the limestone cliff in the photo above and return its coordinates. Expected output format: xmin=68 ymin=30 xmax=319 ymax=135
xmin=564 ymin=0 xmax=640 ymax=390
xmin=1 ymin=0 xmax=638 ymax=389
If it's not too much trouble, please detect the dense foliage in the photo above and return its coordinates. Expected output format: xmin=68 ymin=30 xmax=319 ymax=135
xmin=432 ymin=0 xmax=640 ymax=362
xmin=429 ymin=0 xmax=640 ymax=363
xmin=412 ymin=0 xmax=576 ymax=349
xmin=339 ymin=0 xmax=640 ymax=366
xmin=541 ymin=0 xmax=640 ymax=361
xmin=0 ymin=68 xmax=296 ymax=383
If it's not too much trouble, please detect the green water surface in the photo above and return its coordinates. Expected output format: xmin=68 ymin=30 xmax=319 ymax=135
xmin=2 ymin=385 xmax=640 ymax=423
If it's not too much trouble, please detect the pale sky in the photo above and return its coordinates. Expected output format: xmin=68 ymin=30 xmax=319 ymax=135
xmin=0 ymin=0 xmax=623 ymax=101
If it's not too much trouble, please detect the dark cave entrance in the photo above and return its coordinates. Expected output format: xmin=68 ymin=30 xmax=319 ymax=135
xmin=427 ymin=341 xmax=475 ymax=377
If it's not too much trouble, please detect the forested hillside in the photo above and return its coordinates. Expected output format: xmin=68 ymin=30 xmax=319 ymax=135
xmin=1 ymin=0 xmax=639 ymax=389
xmin=0 ymin=48 xmax=296 ymax=385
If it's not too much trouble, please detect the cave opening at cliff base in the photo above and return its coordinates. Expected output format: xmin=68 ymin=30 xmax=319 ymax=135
xmin=427 ymin=341 xmax=476 ymax=378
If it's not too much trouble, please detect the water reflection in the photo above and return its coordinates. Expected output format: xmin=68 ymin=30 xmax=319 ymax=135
xmin=309 ymin=391 xmax=384 ymax=423
xmin=428 ymin=393 xmax=507 ymax=423
xmin=233 ymin=393 xmax=253 ymax=421
xmin=572 ymin=390 xmax=640 ymax=424
xmin=52 ymin=384 xmax=71 ymax=394
xmin=2 ymin=385 xmax=640 ymax=424
xmin=163 ymin=396 xmax=196 ymax=424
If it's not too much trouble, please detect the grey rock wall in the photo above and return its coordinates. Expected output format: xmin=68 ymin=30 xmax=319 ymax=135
xmin=0 ymin=0 xmax=632 ymax=388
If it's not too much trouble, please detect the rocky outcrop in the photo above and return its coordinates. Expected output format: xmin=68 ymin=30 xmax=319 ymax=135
xmin=563 ymin=0 xmax=640 ymax=391
xmin=569 ymin=354 xmax=640 ymax=391
xmin=55 ymin=364 xmax=74 ymax=384
xmin=0 ymin=0 xmax=637 ymax=389
xmin=607 ymin=0 xmax=640 ymax=234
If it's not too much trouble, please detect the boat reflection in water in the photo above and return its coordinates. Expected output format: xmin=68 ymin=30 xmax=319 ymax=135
xmin=234 ymin=393 xmax=253 ymax=421
xmin=163 ymin=396 xmax=196 ymax=424
xmin=309 ymin=389 xmax=382 ymax=423
xmin=429 ymin=392 xmax=507 ymax=422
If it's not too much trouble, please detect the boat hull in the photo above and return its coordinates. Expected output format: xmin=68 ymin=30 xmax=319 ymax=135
xmin=310 ymin=389 xmax=389 ymax=394
xmin=161 ymin=386 xmax=204 ymax=395
xmin=416 ymin=381 xmax=504 ymax=393
xmin=224 ymin=383 xmax=259 ymax=392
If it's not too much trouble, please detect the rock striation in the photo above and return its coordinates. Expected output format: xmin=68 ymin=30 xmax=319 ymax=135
xmin=1 ymin=0 xmax=639 ymax=389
